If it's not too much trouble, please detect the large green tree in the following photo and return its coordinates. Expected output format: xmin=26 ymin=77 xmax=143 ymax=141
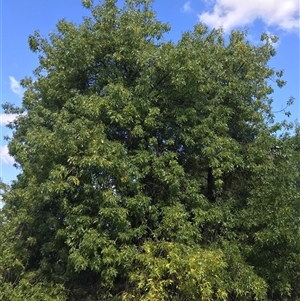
xmin=1 ymin=0 xmax=299 ymax=300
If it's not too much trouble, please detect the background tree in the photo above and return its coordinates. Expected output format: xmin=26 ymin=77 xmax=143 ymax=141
xmin=1 ymin=0 xmax=299 ymax=300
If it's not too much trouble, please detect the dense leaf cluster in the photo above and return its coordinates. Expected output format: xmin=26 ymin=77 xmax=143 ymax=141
xmin=1 ymin=0 xmax=299 ymax=300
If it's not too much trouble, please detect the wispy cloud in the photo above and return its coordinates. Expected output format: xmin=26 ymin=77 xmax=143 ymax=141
xmin=198 ymin=0 xmax=300 ymax=32
xmin=183 ymin=1 xmax=193 ymax=13
xmin=9 ymin=76 xmax=24 ymax=97
xmin=0 ymin=145 xmax=14 ymax=165
xmin=0 ymin=114 xmax=17 ymax=126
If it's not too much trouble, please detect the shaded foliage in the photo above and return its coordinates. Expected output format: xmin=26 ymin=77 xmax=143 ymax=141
xmin=1 ymin=0 xmax=299 ymax=300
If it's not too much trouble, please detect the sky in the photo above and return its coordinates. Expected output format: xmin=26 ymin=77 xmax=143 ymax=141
xmin=1 ymin=0 xmax=300 ymax=185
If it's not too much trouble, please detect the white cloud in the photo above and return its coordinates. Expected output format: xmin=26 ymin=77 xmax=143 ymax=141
xmin=0 ymin=145 xmax=14 ymax=165
xmin=198 ymin=0 xmax=300 ymax=32
xmin=183 ymin=1 xmax=193 ymax=13
xmin=0 ymin=114 xmax=17 ymax=126
xmin=9 ymin=76 xmax=24 ymax=97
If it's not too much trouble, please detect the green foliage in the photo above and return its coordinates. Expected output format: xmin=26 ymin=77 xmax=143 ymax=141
xmin=1 ymin=0 xmax=299 ymax=300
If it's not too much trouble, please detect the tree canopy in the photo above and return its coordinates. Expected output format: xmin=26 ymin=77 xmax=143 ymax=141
xmin=1 ymin=0 xmax=299 ymax=300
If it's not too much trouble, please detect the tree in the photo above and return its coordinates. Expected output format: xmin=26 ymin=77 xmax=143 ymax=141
xmin=1 ymin=0 xmax=299 ymax=300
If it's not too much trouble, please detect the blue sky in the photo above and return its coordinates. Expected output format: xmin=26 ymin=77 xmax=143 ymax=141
xmin=1 ymin=0 xmax=299 ymax=185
